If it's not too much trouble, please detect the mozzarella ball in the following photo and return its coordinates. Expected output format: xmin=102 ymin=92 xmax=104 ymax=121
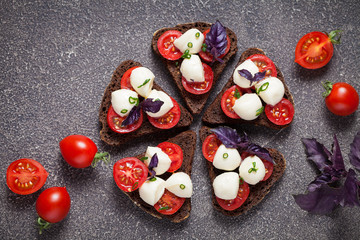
xmin=144 ymin=146 xmax=172 ymax=175
xmin=233 ymin=60 xmax=259 ymax=88
xmin=173 ymin=28 xmax=204 ymax=54
xmin=145 ymin=90 xmax=174 ymax=118
xmin=213 ymin=172 xmax=239 ymax=200
xmin=239 ymin=155 xmax=266 ymax=185
xmin=213 ymin=144 xmax=241 ymax=171
xmin=130 ymin=67 xmax=155 ymax=98
xmin=139 ymin=177 xmax=165 ymax=206
xmin=233 ymin=93 xmax=263 ymax=120
xmin=255 ymin=77 xmax=285 ymax=106
xmin=111 ymin=89 xmax=139 ymax=117
xmin=180 ymin=55 xmax=205 ymax=83
xmin=164 ymin=172 xmax=193 ymax=198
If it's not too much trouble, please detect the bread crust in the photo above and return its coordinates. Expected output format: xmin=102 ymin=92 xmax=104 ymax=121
xmin=152 ymin=22 xmax=238 ymax=114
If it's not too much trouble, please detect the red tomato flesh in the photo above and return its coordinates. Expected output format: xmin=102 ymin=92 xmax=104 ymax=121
xmin=247 ymin=54 xmax=277 ymax=77
xmin=107 ymin=105 xmax=143 ymax=133
xmin=265 ymin=98 xmax=294 ymax=125
xmin=221 ymin=85 xmax=252 ymax=119
xmin=147 ymin=97 xmax=181 ymax=129
xmin=216 ymin=179 xmax=250 ymax=211
xmin=157 ymin=142 xmax=183 ymax=172
xmin=157 ymin=30 xmax=183 ymax=60
xmin=199 ymin=29 xmax=231 ymax=62
xmin=121 ymin=66 xmax=140 ymax=90
xmin=324 ymin=82 xmax=359 ymax=116
xmin=202 ymin=134 xmax=222 ymax=162
xmin=154 ymin=189 xmax=185 ymax=215
xmin=181 ymin=63 xmax=214 ymax=95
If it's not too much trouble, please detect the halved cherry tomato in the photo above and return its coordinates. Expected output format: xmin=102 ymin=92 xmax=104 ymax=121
xmin=6 ymin=158 xmax=48 ymax=195
xmin=107 ymin=105 xmax=143 ymax=133
xmin=113 ymin=157 xmax=149 ymax=192
xmin=199 ymin=29 xmax=231 ymax=62
xmin=240 ymin=152 xmax=274 ymax=181
xmin=247 ymin=54 xmax=277 ymax=77
xmin=147 ymin=97 xmax=181 ymax=129
xmin=157 ymin=30 xmax=183 ymax=60
xmin=157 ymin=142 xmax=183 ymax=172
xmin=216 ymin=178 xmax=250 ymax=211
xmin=120 ymin=66 xmax=139 ymax=90
xmin=221 ymin=85 xmax=252 ymax=119
xmin=154 ymin=189 xmax=185 ymax=215
xmin=181 ymin=63 xmax=214 ymax=95
xmin=202 ymin=134 xmax=222 ymax=162
xmin=265 ymin=98 xmax=294 ymax=125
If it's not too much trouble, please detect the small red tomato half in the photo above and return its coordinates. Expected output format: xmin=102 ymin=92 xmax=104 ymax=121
xmin=322 ymin=81 xmax=359 ymax=116
xmin=221 ymin=85 xmax=252 ymax=119
xmin=36 ymin=187 xmax=71 ymax=223
xmin=120 ymin=66 xmax=139 ymax=90
xmin=6 ymin=158 xmax=48 ymax=195
xmin=216 ymin=178 xmax=250 ymax=211
xmin=181 ymin=63 xmax=214 ymax=95
xmin=154 ymin=189 xmax=185 ymax=215
xmin=265 ymin=98 xmax=295 ymax=125
xmin=157 ymin=30 xmax=183 ymax=60
xmin=202 ymin=134 xmax=222 ymax=162
xmin=147 ymin=97 xmax=181 ymax=129
xmin=157 ymin=142 xmax=183 ymax=172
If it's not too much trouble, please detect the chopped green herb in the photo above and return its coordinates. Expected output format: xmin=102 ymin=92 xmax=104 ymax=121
xmin=248 ymin=162 xmax=258 ymax=173
xmin=128 ymin=96 xmax=139 ymax=105
xmin=187 ymin=42 xmax=193 ymax=48
xmin=121 ymin=109 xmax=128 ymax=114
xmin=139 ymin=157 xmax=148 ymax=162
xmin=239 ymin=177 xmax=244 ymax=185
xmin=137 ymin=78 xmax=150 ymax=88
xmin=256 ymin=106 xmax=264 ymax=116
xmin=181 ymin=49 xmax=191 ymax=59
xmin=257 ymin=82 xmax=269 ymax=94
xmin=149 ymin=177 xmax=157 ymax=182
xmin=223 ymin=153 xmax=229 ymax=159
xmin=195 ymin=32 xmax=200 ymax=38
xmin=234 ymin=88 xmax=241 ymax=99
xmin=159 ymin=206 xmax=169 ymax=211
xmin=180 ymin=184 xmax=186 ymax=190
xmin=132 ymin=182 xmax=138 ymax=190
xmin=175 ymin=61 xmax=179 ymax=66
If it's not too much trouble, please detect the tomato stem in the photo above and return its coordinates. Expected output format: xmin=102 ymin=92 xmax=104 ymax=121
xmin=37 ymin=217 xmax=51 ymax=234
xmin=322 ymin=81 xmax=333 ymax=98
xmin=91 ymin=152 xmax=111 ymax=168
xmin=327 ymin=30 xmax=342 ymax=44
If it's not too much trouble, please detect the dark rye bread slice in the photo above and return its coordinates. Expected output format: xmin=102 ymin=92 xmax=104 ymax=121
xmin=152 ymin=22 xmax=238 ymax=115
xmin=121 ymin=130 xmax=196 ymax=223
xmin=202 ymin=48 xmax=295 ymax=130
xmin=99 ymin=60 xmax=193 ymax=146
xmin=199 ymin=126 xmax=286 ymax=216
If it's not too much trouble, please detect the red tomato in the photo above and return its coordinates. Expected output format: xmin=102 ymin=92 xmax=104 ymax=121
xmin=181 ymin=63 xmax=214 ymax=95
xmin=157 ymin=142 xmax=183 ymax=172
xmin=199 ymin=29 xmax=231 ymax=62
xmin=247 ymin=54 xmax=277 ymax=77
xmin=216 ymin=178 xmax=250 ymax=211
xmin=121 ymin=66 xmax=139 ymax=90
xmin=36 ymin=187 xmax=71 ymax=223
xmin=157 ymin=30 xmax=183 ymax=60
xmin=6 ymin=158 xmax=48 ymax=195
xmin=154 ymin=189 xmax=185 ymax=215
xmin=265 ymin=98 xmax=294 ymax=125
xmin=113 ymin=157 xmax=149 ymax=192
xmin=221 ymin=85 xmax=252 ymax=119
xmin=240 ymin=152 xmax=274 ymax=181
xmin=147 ymin=97 xmax=181 ymax=129
xmin=202 ymin=134 xmax=222 ymax=162
xmin=107 ymin=105 xmax=143 ymax=133
xmin=323 ymin=81 xmax=359 ymax=116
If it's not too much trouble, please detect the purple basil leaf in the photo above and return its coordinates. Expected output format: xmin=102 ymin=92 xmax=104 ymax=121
xmin=142 ymin=98 xmax=164 ymax=113
xmin=253 ymin=71 xmax=266 ymax=83
xmin=205 ymin=20 xmax=228 ymax=63
xmin=121 ymin=105 xmax=141 ymax=127
xmin=245 ymin=143 xmax=274 ymax=164
xmin=307 ymin=173 xmax=333 ymax=192
xmin=349 ymin=131 xmax=360 ymax=170
xmin=148 ymin=153 xmax=159 ymax=170
xmin=301 ymin=138 xmax=332 ymax=172
xmin=338 ymin=169 xmax=360 ymax=207
xmin=331 ymin=134 xmax=345 ymax=172
xmin=238 ymin=69 xmax=253 ymax=81
xmin=211 ymin=126 xmax=244 ymax=148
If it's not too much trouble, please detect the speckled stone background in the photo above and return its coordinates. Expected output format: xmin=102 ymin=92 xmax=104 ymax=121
xmin=1 ymin=0 xmax=359 ymax=239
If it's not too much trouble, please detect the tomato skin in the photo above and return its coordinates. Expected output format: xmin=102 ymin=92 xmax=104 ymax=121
xmin=221 ymin=85 xmax=252 ymax=119
xmin=6 ymin=158 xmax=48 ymax=195
xmin=216 ymin=179 xmax=250 ymax=211
xmin=265 ymin=98 xmax=294 ymax=125
xmin=325 ymin=82 xmax=359 ymax=116
xmin=107 ymin=105 xmax=143 ymax=133
xmin=157 ymin=30 xmax=183 ymax=60
xmin=247 ymin=54 xmax=277 ymax=77
xmin=199 ymin=29 xmax=231 ymax=62
xmin=154 ymin=189 xmax=185 ymax=215
xmin=157 ymin=142 xmax=183 ymax=172
xmin=147 ymin=97 xmax=181 ymax=129
xmin=202 ymin=134 xmax=222 ymax=162
xmin=181 ymin=63 xmax=214 ymax=95
xmin=36 ymin=187 xmax=71 ymax=223
xmin=121 ymin=66 xmax=139 ymax=90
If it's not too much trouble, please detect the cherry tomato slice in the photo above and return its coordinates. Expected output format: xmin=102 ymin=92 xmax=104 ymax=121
xmin=247 ymin=54 xmax=277 ymax=77
xmin=147 ymin=97 xmax=181 ymax=129
xmin=324 ymin=82 xmax=359 ymax=116
xmin=216 ymin=178 xmax=250 ymax=211
xmin=199 ymin=29 xmax=231 ymax=62
xmin=221 ymin=85 xmax=253 ymax=119
xmin=157 ymin=30 xmax=183 ymax=60
xmin=6 ymin=158 xmax=48 ymax=195
xmin=202 ymin=134 xmax=222 ymax=162
xmin=181 ymin=63 xmax=214 ymax=95
xmin=265 ymin=98 xmax=294 ymax=125
xmin=154 ymin=189 xmax=185 ymax=215
xmin=157 ymin=142 xmax=183 ymax=172
xmin=120 ymin=66 xmax=140 ymax=90
xmin=295 ymin=31 xmax=333 ymax=69
xmin=107 ymin=105 xmax=143 ymax=133
xmin=240 ymin=152 xmax=274 ymax=181
xmin=113 ymin=157 xmax=149 ymax=192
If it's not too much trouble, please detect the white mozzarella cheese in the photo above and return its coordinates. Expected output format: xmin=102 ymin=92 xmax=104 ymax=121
xmin=233 ymin=59 xmax=259 ymax=88
xmin=233 ymin=93 xmax=263 ymax=120
xmin=255 ymin=77 xmax=285 ymax=106
xmin=173 ymin=28 xmax=204 ymax=54
xmin=239 ymin=155 xmax=266 ymax=185
xmin=213 ymin=144 xmax=241 ymax=171
xmin=111 ymin=89 xmax=139 ymax=117
xmin=130 ymin=67 xmax=155 ymax=98
xmin=145 ymin=90 xmax=174 ymax=118
xmin=213 ymin=172 xmax=239 ymax=200
xmin=164 ymin=172 xmax=193 ymax=198
xmin=139 ymin=177 xmax=165 ymax=206
xmin=144 ymin=146 xmax=172 ymax=175
xmin=180 ymin=55 xmax=205 ymax=83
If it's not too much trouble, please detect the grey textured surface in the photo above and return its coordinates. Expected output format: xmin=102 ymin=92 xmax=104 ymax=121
xmin=1 ymin=0 xmax=360 ymax=239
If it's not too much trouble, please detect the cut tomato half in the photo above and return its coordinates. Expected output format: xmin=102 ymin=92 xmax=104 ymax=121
xmin=181 ymin=63 xmax=214 ymax=95
xmin=157 ymin=30 xmax=183 ymax=60
xmin=147 ymin=97 xmax=181 ymax=129
xmin=221 ymin=85 xmax=252 ymax=119
xmin=202 ymin=134 xmax=222 ymax=162
xmin=107 ymin=105 xmax=143 ymax=133
xmin=121 ymin=66 xmax=140 ymax=90
xmin=216 ymin=178 xmax=250 ymax=211
xmin=154 ymin=189 xmax=185 ymax=215
xmin=157 ymin=142 xmax=183 ymax=172
xmin=265 ymin=98 xmax=294 ymax=125
xmin=247 ymin=54 xmax=277 ymax=77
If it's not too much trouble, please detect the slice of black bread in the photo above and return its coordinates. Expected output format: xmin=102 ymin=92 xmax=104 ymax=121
xmin=152 ymin=22 xmax=238 ymax=115
xmin=202 ymin=48 xmax=295 ymax=130
xmin=199 ymin=126 xmax=286 ymax=216
xmin=120 ymin=130 xmax=196 ymax=223
xmin=99 ymin=60 xmax=193 ymax=146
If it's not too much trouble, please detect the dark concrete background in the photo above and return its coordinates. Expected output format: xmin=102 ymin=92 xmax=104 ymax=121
xmin=1 ymin=0 xmax=359 ymax=239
